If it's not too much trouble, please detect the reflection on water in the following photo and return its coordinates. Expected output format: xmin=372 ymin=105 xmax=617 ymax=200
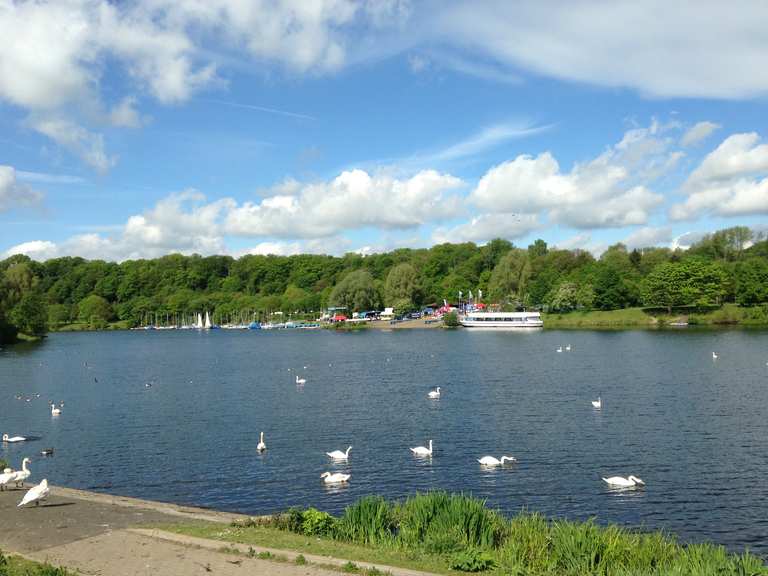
xmin=1 ymin=328 xmax=768 ymax=555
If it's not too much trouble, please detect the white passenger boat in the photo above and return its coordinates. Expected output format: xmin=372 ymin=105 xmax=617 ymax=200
xmin=459 ymin=311 xmax=543 ymax=328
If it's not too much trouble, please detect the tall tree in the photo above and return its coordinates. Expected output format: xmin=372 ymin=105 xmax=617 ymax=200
xmin=384 ymin=263 xmax=421 ymax=307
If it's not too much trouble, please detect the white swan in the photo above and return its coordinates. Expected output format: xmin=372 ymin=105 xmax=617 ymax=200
xmin=477 ymin=455 xmax=516 ymax=466
xmin=256 ymin=431 xmax=266 ymax=453
xmin=592 ymin=396 xmax=602 ymax=409
xmin=556 ymin=346 xmax=563 ymax=353
xmin=2 ymin=434 xmax=27 ymax=442
xmin=320 ymin=472 xmax=350 ymax=484
xmin=428 ymin=387 xmax=441 ymax=399
xmin=0 ymin=468 xmax=16 ymax=491
xmin=712 ymin=351 xmax=718 ymax=360
xmin=326 ymin=446 xmax=352 ymax=460
xmin=565 ymin=344 xmax=571 ymax=351
xmin=411 ymin=440 xmax=433 ymax=456
xmin=296 ymin=375 xmax=306 ymax=385
xmin=602 ymin=475 xmax=645 ymax=488
xmin=50 ymin=403 xmax=61 ymax=415
xmin=18 ymin=479 xmax=49 ymax=507
xmin=13 ymin=458 xmax=31 ymax=487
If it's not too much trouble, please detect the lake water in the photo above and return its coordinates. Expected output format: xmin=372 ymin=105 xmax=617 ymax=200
xmin=2 ymin=328 xmax=767 ymax=555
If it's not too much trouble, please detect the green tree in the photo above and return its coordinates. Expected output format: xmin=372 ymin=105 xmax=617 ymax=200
xmin=641 ymin=260 xmax=727 ymax=312
xmin=329 ymin=270 xmax=379 ymax=312
xmin=10 ymin=290 xmax=48 ymax=336
xmin=548 ymin=281 xmax=579 ymax=312
xmin=487 ymin=249 xmax=530 ymax=305
xmin=282 ymin=284 xmax=310 ymax=312
xmin=593 ymin=266 xmax=630 ymax=310
xmin=734 ymin=258 xmax=768 ymax=305
xmin=47 ymin=303 xmax=72 ymax=326
xmin=77 ymin=294 xmax=114 ymax=329
xmin=384 ymin=263 xmax=421 ymax=307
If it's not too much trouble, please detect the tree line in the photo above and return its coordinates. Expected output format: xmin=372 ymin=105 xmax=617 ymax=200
xmin=1 ymin=226 xmax=767 ymax=342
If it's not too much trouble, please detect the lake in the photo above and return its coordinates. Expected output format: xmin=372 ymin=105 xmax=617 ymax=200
xmin=1 ymin=328 xmax=767 ymax=555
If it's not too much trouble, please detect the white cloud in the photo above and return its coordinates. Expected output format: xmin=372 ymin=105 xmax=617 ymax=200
xmin=432 ymin=213 xmax=540 ymax=244
xmin=435 ymin=1 xmax=768 ymax=99
xmin=622 ymin=226 xmax=674 ymax=249
xmin=239 ymin=241 xmax=303 ymax=257
xmin=226 ymin=168 xmax=464 ymax=238
xmin=671 ymin=132 xmax=768 ymax=220
xmin=109 ymin=97 xmax=144 ymax=128
xmin=0 ymin=0 xmax=393 ymax=170
xmin=0 ymin=165 xmax=44 ymax=212
xmin=29 ymin=116 xmax=116 ymax=173
xmin=470 ymin=126 xmax=669 ymax=229
xmin=680 ymin=121 xmax=720 ymax=147
xmin=551 ymin=233 xmax=609 ymax=256
xmin=3 ymin=168 xmax=463 ymax=260
xmin=3 ymin=240 xmax=58 ymax=260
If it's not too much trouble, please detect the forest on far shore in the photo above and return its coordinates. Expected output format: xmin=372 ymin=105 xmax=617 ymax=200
xmin=1 ymin=226 xmax=767 ymax=342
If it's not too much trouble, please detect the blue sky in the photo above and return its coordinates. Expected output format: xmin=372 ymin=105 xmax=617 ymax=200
xmin=1 ymin=0 xmax=767 ymax=261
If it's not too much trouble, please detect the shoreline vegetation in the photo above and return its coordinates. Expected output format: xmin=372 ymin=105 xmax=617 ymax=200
xmin=0 ymin=550 xmax=72 ymax=576
xmin=163 ymin=492 xmax=768 ymax=575
xmin=11 ymin=303 xmax=768 ymax=339
xmin=2 ymin=226 xmax=768 ymax=344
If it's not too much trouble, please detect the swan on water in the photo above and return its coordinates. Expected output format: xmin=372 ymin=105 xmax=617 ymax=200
xmin=320 ymin=472 xmax=350 ymax=484
xmin=0 ymin=468 xmax=16 ymax=491
xmin=556 ymin=346 xmax=563 ymax=353
xmin=50 ymin=403 xmax=61 ymax=415
xmin=2 ymin=434 xmax=27 ymax=442
xmin=296 ymin=375 xmax=306 ymax=385
xmin=326 ymin=446 xmax=352 ymax=460
xmin=411 ymin=440 xmax=433 ymax=456
xmin=602 ymin=475 xmax=645 ymax=488
xmin=13 ymin=458 xmax=31 ymax=487
xmin=478 ymin=455 xmax=516 ymax=466
xmin=18 ymin=479 xmax=49 ymax=507
xmin=256 ymin=432 xmax=266 ymax=453
xmin=712 ymin=351 xmax=718 ymax=360
xmin=428 ymin=387 xmax=441 ymax=399
xmin=566 ymin=344 xmax=571 ymax=351
xmin=592 ymin=396 xmax=602 ymax=409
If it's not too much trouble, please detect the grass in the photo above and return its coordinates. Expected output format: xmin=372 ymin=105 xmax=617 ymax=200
xmin=543 ymin=304 xmax=768 ymax=328
xmin=161 ymin=492 xmax=768 ymax=575
xmin=0 ymin=549 xmax=75 ymax=575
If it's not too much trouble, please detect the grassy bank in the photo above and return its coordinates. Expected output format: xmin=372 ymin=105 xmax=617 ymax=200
xmin=0 ymin=550 xmax=73 ymax=575
xmin=543 ymin=304 xmax=768 ymax=328
xmin=163 ymin=492 xmax=767 ymax=575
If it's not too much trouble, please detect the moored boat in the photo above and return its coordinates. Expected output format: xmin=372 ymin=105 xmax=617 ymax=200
xmin=459 ymin=311 xmax=543 ymax=328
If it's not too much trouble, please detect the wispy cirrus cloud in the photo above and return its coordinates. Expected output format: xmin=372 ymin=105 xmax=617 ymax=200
xmin=200 ymin=99 xmax=317 ymax=121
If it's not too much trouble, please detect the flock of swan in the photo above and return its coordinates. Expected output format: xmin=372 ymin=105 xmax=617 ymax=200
xmin=1 ymin=398 xmax=62 ymax=506
xmin=248 ymin=378 xmax=636 ymax=487
xmin=9 ymin=344 xmax=737 ymax=503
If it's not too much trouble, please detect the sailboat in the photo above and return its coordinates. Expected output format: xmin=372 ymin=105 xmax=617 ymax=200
xmin=204 ymin=311 xmax=211 ymax=329
xmin=196 ymin=313 xmax=204 ymax=330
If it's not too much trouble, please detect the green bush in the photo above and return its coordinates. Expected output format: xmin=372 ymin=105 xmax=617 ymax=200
xmin=341 ymin=560 xmax=360 ymax=573
xmin=395 ymin=492 xmax=504 ymax=552
xmin=294 ymin=554 xmax=306 ymax=565
xmin=442 ymin=311 xmax=459 ymax=327
xmin=301 ymin=507 xmax=336 ymax=536
xmin=336 ymin=496 xmax=395 ymax=545
xmin=264 ymin=493 xmax=768 ymax=576
xmin=449 ymin=549 xmax=496 ymax=572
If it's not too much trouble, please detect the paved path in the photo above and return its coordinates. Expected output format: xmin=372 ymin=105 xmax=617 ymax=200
xmin=1 ymin=484 xmax=437 ymax=576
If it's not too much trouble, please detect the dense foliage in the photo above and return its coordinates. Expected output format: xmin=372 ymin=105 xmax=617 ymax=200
xmin=0 ymin=226 xmax=766 ymax=343
xmin=247 ymin=492 xmax=767 ymax=574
